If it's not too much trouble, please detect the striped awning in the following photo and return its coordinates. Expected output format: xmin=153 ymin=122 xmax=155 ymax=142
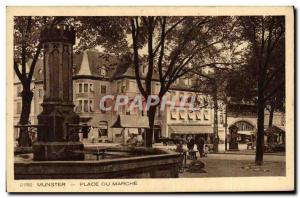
xmin=169 ymin=125 xmax=213 ymax=134
xmin=111 ymin=115 xmax=149 ymax=128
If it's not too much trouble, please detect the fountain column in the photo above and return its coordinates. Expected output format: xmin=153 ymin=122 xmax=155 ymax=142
xmin=33 ymin=24 xmax=84 ymax=161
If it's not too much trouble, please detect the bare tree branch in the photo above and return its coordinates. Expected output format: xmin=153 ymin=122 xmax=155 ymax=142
xmin=153 ymin=17 xmax=187 ymax=55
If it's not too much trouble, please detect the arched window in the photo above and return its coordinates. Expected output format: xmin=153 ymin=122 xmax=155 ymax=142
xmin=234 ymin=121 xmax=254 ymax=131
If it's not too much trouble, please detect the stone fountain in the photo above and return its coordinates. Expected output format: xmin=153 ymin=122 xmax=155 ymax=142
xmin=33 ymin=24 xmax=84 ymax=161
xmin=14 ymin=24 xmax=181 ymax=179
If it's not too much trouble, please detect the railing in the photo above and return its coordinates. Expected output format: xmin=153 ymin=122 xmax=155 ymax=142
xmin=14 ymin=124 xmax=45 ymax=146
xmin=14 ymin=123 xmax=91 ymax=142
xmin=66 ymin=123 xmax=91 ymax=140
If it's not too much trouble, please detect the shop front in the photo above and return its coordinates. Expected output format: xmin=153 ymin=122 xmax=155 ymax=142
xmin=111 ymin=115 xmax=149 ymax=145
xmin=168 ymin=124 xmax=214 ymax=143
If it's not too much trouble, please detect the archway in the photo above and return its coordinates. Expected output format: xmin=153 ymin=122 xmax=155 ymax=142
xmin=231 ymin=121 xmax=256 ymax=144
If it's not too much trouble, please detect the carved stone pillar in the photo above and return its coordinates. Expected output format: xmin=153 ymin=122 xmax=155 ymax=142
xmin=33 ymin=25 xmax=84 ymax=161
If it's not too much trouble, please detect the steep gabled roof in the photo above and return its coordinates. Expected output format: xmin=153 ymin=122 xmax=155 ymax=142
xmin=73 ymin=50 xmax=119 ymax=78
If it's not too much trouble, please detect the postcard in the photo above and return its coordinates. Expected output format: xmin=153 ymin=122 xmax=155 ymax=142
xmin=6 ymin=6 xmax=294 ymax=192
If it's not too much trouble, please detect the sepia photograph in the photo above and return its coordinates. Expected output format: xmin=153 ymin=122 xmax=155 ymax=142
xmin=6 ymin=6 xmax=294 ymax=192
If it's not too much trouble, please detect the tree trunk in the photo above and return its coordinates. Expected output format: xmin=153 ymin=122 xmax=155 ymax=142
xmin=255 ymin=91 xmax=265 ymax=165
xmin=213 ymin=82 xmax=219 ymax=152
xmin=18 ymin=85 xmax=33 ymax=147
xmin=268 ymin=101 xmax=275 ymax=128
xmin=145 ymin=106 xmax=156 ymax=147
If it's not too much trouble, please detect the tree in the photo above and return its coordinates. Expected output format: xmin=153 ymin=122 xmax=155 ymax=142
xmin=14 ymin=16 xmax=65 ymax=147
xmin=193 ymin=68 xmax=240 ymax=151
xmin=77 ymin=16 xmax=240 ymax=147
xmin=192 ymin=37 xmax=247 ymax=152
xmin=238 ymin=16 xmax=285 ymax=165
xmin=130 ymin=16 xmax=242 ymax=147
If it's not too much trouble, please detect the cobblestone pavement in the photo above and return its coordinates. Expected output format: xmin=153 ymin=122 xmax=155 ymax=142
xmin=83 ymin=142 xmax=286 ymax=178
xmin=180 ymin=153 xmax=286 ymax=178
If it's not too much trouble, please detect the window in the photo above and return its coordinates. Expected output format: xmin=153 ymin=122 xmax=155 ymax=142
xmin=100 ymin=66 xmax=106 ymax=76
xmin=38 ymin=89 xmax=43 ymax=99
xmin=101 ymin=85 xmax=106 ymax=94
xmin=196 ymin=111 xmax=201 ymax=120
xmin=78 ymin=83 xmax=94 ymax=93
xmin=89 ymin=100 xmax=94 ymax=112
xmin=77 ymin=99 xmax=95 ymax=113
xmin=188 ymin=111 xmax=194 ymax=120
xmin=117 ymin=81 xmax=122 ymax=93
xmin=16 ymin=102 xmax=21 ymax=114
xmin=235 ymin=121 xmax=254 ymax=131
xmin=78 ymin=100 xmax=82 ymax=112
xmin=17 ymin=86 xmax=22 ymax=97
xmin=220 ymin=114 xmax=224 ymax=124
xmin=83 ymin=100 xmax=88 ymax=112
xmin=89 ymin=84 xmax=94 ymax=92
xmin=84 ymin=84 xmax=88 ymax=93
xmin=179 ymin=110 xmax=185 ymax=120
xmin=203 ymin=110 xmax=209 ymax=120
xmin=79 ymin=84 xmax=83 ymax=93
xmin=171 ymin=111 xmax=177 ymax=120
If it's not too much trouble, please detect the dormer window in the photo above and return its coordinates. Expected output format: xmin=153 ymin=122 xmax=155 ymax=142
xmin=99 ymin=66 xmax=106 ymax=76
xmin=72 ymin=64 xmax=76 ymax=74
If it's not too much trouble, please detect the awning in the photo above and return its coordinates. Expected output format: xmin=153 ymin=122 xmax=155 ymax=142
xmin=111 ymin=115 xmax=149 ymax=128
xmin=265 ymin=125 xmax=285 ymax=134
xmin=169 ymin=125 xmax=213 ymax=134
xmin=238 ymin=131 xmax=255 ymax=135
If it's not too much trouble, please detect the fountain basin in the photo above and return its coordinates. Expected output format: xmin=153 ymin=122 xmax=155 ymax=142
xmin=14 ymin=147 xmax=181 ymax=179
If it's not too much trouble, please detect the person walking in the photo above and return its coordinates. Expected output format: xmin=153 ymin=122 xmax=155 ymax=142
xmin=175 ymin=141 xmax=185 ymax=172
xmin=187 ymin=136 xmax=196 ymax=159
xmin=197 ymin=136 xmax=205 ymax=158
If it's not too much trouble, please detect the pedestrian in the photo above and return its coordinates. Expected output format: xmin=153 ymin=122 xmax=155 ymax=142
xmin=187 ymin=136 xmax=196 ymax=159
xmin=175 ymin=140 xmax=184 ymax=153
xmin=175 ymin=141 xmax=185 ymax=172
xmin=197 ymin=136 xmax=205 ymax=158
xmin=204 ymin=144 xmax=209 ymax=157
xmin=127 ymin=133 xmax=138 ymax=146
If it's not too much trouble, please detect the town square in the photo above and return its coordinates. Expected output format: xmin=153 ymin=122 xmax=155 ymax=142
xmin=6 ymin=6 xmax=294 ymax=192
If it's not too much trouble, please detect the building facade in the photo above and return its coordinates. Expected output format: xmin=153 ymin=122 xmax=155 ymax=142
xmin=13 ymin=49 xmax=284 ymax=145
